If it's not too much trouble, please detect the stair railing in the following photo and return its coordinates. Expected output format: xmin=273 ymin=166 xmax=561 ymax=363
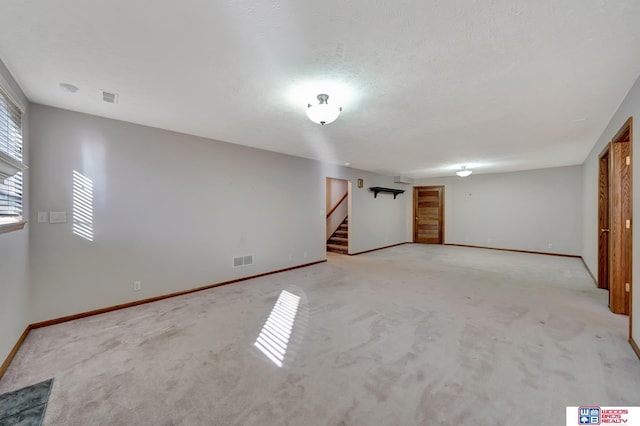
xmin=326 ymin=192 xmax=348 ymax=219
xmin=326 ymin=191 xmax=348 ymax=241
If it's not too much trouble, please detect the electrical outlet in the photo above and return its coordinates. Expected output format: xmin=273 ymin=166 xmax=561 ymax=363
xmin=49 ymin=211 xmax=67 ymax=224
xmin=626 ymin=283 xmax=630 ymax=292
xmin=548 ymin=243 xmax=553 ymax=249
xmin=487 ymin=238 xmax=492 ymax=243
xmin=303 ymin=251 xmax=308 ymax=258
xmin=133 ymin=281 xmax=141 ymax=291
xmin=37 ymin=211 xmax=48 ymax=223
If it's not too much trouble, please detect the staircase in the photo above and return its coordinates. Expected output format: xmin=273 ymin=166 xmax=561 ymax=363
xmin=327 ymin=217 xmax=348 ymax=254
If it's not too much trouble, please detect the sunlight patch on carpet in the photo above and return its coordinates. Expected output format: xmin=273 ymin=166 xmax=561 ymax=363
xmin=254 ymin=290 xmax=301 ymax=367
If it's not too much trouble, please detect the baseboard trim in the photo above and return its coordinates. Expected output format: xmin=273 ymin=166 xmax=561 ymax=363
xmin=631 ymin=336 xmax=640 ymax=360
xmin=443 ymin=245 xmax=598 ymax=287
xmin=580 ymin=257 xmax=598 ymax=287
xmin=30 ymin=259 xmax=327 ymax=329
xmin=444 ymin=243 xmax=580 ymax=258
xmin=0 ymin=326 xmax=31 ymax=380
xmin=348 ymin=242 xmax=409 ymax=256
xmin=4 ymin=260 xmax=327 ymax=377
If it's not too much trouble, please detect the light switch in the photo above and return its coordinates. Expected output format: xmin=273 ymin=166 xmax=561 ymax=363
xmin=626 ymin=219 xmax=631 ymax=229
xmin=49 ymin=211 xmax=67 ymax=224
xmin=37 ymin=211 xmax=48 ymax=223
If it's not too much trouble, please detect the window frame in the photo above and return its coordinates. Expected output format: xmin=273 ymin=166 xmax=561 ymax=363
xmin=0 ymin=74 xmax=27 ymax=235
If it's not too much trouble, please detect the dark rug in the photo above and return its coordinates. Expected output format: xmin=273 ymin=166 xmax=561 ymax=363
xmin=0 ymin=379 xmax=53 ymax=426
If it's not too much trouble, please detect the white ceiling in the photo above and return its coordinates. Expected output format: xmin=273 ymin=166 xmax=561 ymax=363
xmin=1 ymin=1 xmax=640 ymax=178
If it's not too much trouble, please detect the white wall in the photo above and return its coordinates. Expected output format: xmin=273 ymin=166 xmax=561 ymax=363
xmin=413 ymin=166 xmax=583 ymax=255
xmin=326 ymin=178 xmax=348 ymax=212
xmin=326 ymin=178 xmax=348 ymax=240
xmin=582 ymin=74 xmax=640 ymax=348
xmin=0 ymin=58 xmax=30 ymax=364
xmin=28 ymin=105 xmax=408 ymax=321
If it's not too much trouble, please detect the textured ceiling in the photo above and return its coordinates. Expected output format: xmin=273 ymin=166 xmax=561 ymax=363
xmin=1 ymin=0 xmax=640 ymax=177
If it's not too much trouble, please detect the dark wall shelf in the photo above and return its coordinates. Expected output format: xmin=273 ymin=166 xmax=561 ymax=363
xmin=369 ymin=187 xmax=405 ymax=199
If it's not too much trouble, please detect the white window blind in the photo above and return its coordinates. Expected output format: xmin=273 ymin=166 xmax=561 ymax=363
xmin=0 ymin=85 xmax=23 ymax=218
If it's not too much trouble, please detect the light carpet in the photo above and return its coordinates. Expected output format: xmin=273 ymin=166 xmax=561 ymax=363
xmin=0 ymin=245 xmax=638 ymax=425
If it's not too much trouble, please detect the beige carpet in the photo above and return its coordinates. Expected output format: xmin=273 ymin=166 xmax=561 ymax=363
xmin=1 ymin=244 xmax=638 ymax=425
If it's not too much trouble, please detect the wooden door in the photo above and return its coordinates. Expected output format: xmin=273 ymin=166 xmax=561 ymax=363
xmin=610 ymin=139 xmax=632 ymax=315
xmin=414 ymin=186 xmax=444 ymax=244
xmin=598 ymin=146 xmax=610 ymax=290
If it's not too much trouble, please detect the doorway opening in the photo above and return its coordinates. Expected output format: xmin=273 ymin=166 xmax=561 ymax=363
xmin=598 ymin=147 xmax=610 ymax=290
xmin=597 ymin=117 xmax=632 ymax=319
xmin=326 ymin=177 xmax=350 ymax=254
xmin=413 ymin=185 xmax=444 ymax=244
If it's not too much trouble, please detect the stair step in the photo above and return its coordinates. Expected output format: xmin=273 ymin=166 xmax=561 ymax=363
xmin=328 ymin=238 xmax=347 ymax=244
xmin=328 ymin=215 xmax=349 ymax=254
xmin=327 ymin=244 xmax=348 ymax=253
xmin=328 ymin=241 xmax=347 ymax=247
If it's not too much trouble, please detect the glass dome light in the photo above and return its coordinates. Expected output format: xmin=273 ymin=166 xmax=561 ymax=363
xmin=456 ymin=166 xmax=472 ymax=177
xmin=306 ymin=94 xmax=342 ymax=125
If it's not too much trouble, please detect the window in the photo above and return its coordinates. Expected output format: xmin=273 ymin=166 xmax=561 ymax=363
xmin=0 ymin=83 xmax=24 ymax=229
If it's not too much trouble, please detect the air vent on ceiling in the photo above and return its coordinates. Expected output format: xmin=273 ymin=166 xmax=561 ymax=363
xmin=393 ymin=176 xmax=414 ymax=185
xmin=101 ymin=90 xmax=118 ymax=104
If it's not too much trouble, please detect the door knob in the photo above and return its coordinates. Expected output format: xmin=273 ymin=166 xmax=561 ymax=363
xmin=601 ymin=228 xmax=609 ymax=232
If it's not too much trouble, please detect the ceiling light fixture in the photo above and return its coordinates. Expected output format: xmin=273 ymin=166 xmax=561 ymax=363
xmin=306 ymin=94 xmax=342 ymax=125
xmin=456 ymin=166 xmax=472 ymax=177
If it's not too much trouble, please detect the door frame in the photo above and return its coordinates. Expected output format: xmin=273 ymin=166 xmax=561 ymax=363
xmin=612 ymin=117 xmax=634 ymax=339
xmin=413 ymin=185 xmax=445 ymax=244
xmin=325 ymin=177 xmax=351 ymax=253
xmin=598 ymin=118 xmax=633 ymax=331
xmin=598 ymin=144 xmax=610 ymax=290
